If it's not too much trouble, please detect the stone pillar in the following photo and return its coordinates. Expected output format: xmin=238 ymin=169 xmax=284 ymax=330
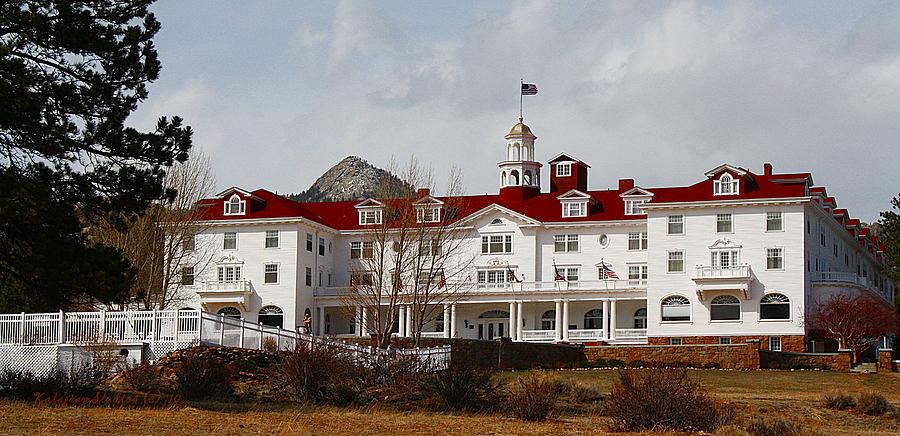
xmin=442 ymin=304 xmax=451 ymax=339
xmin=450 ymin=304 xmax=457 ymax=338
xmin=602 ymin=299 xmax=610 ymax=340
xmin=609 ymin=299 xmax=617 ymax=341
xmin=317 ymin=306 xmax=324 ymax=335
xmin=508 ymin=301 xmax=516 ymax=340
xmin=554 ymin=300 xmax=562 ymax=341
xmin=562 ymin=300 xmax=570 ymax=341
xmin=398 ymin=306 xmax=406 ymax=338
xmin=516 ymin=301 xmax=524 ymax=341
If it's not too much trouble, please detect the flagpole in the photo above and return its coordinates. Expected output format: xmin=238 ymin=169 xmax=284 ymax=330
xmin=519 ymin=78 xmax=524 ymax=121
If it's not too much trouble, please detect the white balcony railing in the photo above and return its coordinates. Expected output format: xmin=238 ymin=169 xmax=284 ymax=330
xmin=567 ymin=329 xmax=604 ymax=341
xmin=420 ymin=331 xmax=447 ymax=338
xmin=812 ymin=272 xmax=872 ymax=287
xmin=315 ymin=279 xmax=647 ymax=297
xmin=694 ymin=264 xmax=751 ymax=279
xmin=615 ymin=328 xmax=648 ymax=339
xmin=200 ymin=279 xmax=252 ymax=293
xmin=520 ymin=330 xmax=556 ymax=342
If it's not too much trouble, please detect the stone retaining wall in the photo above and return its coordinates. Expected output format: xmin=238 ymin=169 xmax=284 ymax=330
xmin=648 ymin=335 xmax=805 ymax=352
xmin=759 ymin=350 xmax=851 ymax=371
xmin=879 ymin=349 xmax=895 ymax=372
xmin=585 ymin=343 xmax=760 ymax=369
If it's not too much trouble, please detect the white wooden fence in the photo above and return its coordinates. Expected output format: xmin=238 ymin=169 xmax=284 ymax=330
xmin=0 ymin=310 xmax=450 ymax=376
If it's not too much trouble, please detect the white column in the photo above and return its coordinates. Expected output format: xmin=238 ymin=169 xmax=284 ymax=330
xmin=554 ymin=300 xmax=562 ymax=341
xmin=562 ymin=300 xmax=570 ymax=342
xmin=516 ymin=301 xmax=524 ymax=341
xmin=317 ymin=306 xmax=325 ymax=335
xmin=398 ymin=306 xmax=406 ymax=338
xmin=361 ymin=306 xmax=368 ymax=337
xmin=508 ymin=301 xmax=516 ymax=340
xmin=443 ymin=304 xmax=450 ymax=338
xmin=609 ymin=299 xmax=617 ymax=341
xmin=450 ymin=304 xmax=457 ymax=338
xmin=602 ymin=299 xmax=610 ymax=340
xmin=405 ymin=305 xmax=413 ymax=337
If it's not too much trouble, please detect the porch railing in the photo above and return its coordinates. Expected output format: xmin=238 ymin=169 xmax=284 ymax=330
xmin=694 ymin=264 xmax=751 ymax=279
xmin=316 ymin=279 xmax=648 ymax=297
xmin=520 ymin=329 xmax=556 ymax=342
xmin=614 ymin=328 xmax=648 ymax=339
xmin=567 ymin=329 xmax=604 ymax=341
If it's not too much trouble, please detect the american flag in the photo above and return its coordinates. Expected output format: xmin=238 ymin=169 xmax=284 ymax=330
xmin=506 ymin=263 xmax=521 ymax=283
xmin=438 ymin=271 xmax=446 ymax=289
xmin=521 ymin=83 xmax=538 ymax=95
xmin=600 ymin=263 xmax=619 ymax=280
xmin=553 ymin=262 xmax=566 ymax=281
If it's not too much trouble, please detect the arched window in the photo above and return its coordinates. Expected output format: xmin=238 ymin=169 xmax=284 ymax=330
xmin=501 ymin=171 xmax=507 ymax=187
xmin=541 ymin=310 xmax=556 ymax=330
xmin=509 ymin=170 xmax=520 ymax=186
xmin=490 ymin=218 xmax=503 ymax=225
xmin=760 ymin=293 xmax=790 ymax=320
xmin=512 ymin=143 xmax=521 ymax=160
xmin=714 ymin=173 xmax=739 ymax=195
xmin=224 ymin=195 xmax=245 ymax=215
xmin=710 ymin=295 xmax=741 ymax=321
xmin=523 ymin=170 xmax=532 ymax=186
xmin=584 ymin=308 xmax=603 ymax=329
xmin=633 ymin=308 xmax=647 ymax=328
xmin=258 ymin=305 xmax=284 ymax=328
xmin=217 ymin=306 xmax=241 ymax=319
xmin=478 ymin=310 xmax=510 ymax=319
xmin=661 ymin=295 xmax=691 ymax=322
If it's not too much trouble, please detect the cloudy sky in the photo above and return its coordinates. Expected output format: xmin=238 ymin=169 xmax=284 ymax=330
xmin=131 ymin=0 xmax=900 ymax=223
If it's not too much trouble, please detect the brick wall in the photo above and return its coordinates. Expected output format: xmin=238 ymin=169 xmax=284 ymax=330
xmin=585 ymin=343 xmax=760 ymax=370
xmin=648 ymin=335 xmax=805 ymax=352
xmin=759 ymin=350 xmax=851 ymax=371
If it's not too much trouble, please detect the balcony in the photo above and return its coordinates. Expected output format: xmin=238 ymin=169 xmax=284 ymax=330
xmin=198 ymin=279 xmax=253 ymax=309
xmin=692 ymin=265 xmax=753 ymax=300
xmin=315 ymin=279 xmax=647 ymax=299
xmin=811 ymin=272 xmax=890 ymax=302
xmin=520 ymin=330 xmax=556 ymax=342
xmin=567 ymin=329 xmax=604 ymax=341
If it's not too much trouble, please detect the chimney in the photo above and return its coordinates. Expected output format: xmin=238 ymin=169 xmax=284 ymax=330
xmin=417 ymin=188 xmax=430 ymax=198
xmin=763 ymin=163 xmax=773 ymax=176
xmin=618 ymin=179 xmax=634 ymax=191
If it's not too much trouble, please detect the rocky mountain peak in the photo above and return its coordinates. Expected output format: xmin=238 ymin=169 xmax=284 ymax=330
xmin=287 ymin=156 xmax=407 ymax=203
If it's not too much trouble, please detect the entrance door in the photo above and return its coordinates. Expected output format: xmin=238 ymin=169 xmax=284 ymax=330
xmin=477 ymin=320 xmax=507 ymax=340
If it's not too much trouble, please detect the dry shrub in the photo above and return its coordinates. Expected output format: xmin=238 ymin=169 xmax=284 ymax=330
xmin=262 ymin=337 xmax=279 ymax=354
xmin=568 ymin=381 xmax=604 ymax=404
xmin=505 ymin=371 xmax=567 ymax=421
xmin=421 ymin=363 xmax=498 ymax=411
xmin=714 ymin=424 xmax=751 ymax=436
xmin=0 ymin=366 xmax=102 ymax=399
xmin=822 ymin=391 xmax=856 ymax=410
xmin=856 ymin=392 xmax=894 ymax=416
xmin=744 ymin=416 xmax=806 ymax=436
xmin=120 ymin=362 xmax=162 ymax=393
xmin=173 ymin=355 xmax=233 ymax=400
xmin=602 ymin=368 xmax=733 ymax=432
xmin=280 ymin=341 xmax=365 ymax=405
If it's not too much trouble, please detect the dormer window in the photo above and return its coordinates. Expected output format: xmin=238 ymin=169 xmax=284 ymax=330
xmin=562 ymin=201 xmax=587 ymax=218
xmin=224 ymin=195 xmax=246 ymax=215
xmin=624 ymin=199 xmax=647 ymax=215
xmin=359 ymin=209 xmax=382 ymax=225
xmin=556 ymin=163 xmax=572 ymax=177
xmin=417 ymin=207 xmax=441 ymax=223
xmin=714 ymin=173 xmax=739 ymax=195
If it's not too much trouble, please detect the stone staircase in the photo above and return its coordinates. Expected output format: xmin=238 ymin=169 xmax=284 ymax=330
xmin=850 ymin=362 xmax=877 ymax=373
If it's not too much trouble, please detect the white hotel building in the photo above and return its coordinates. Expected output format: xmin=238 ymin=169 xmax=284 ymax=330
xmin=179 ymin=119 xmax=894 ymax=353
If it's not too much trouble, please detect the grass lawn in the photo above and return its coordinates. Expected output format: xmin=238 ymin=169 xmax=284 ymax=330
xmin=2 ymin=369 xmax=900 ymax=435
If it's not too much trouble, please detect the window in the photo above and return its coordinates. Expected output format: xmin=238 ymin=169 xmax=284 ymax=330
xmin=417 ymin=207 xmax=441 ymax=223
xmin=820 ymin=232 xmax=825 ymax=246
xmin=265 ymin=230 xmax=279 ymax=248
xmin=541 ymin=310 xmax=556 ymax=330
xmin=713 ymin=173 xmax=739 ymax=195
xmin=719 ymin=337 xmax=731 ymax=345
xmin=182 ymin=233 xmax=195 ymax=251
xmin=769 ymin=336 xmax=782 ymax=351
xmin=216 ymin=265 xmax=242 ymax=282
xmin=628 ymin=232 xmax=648 ymax=251
xmin=318 ymin=237 xmax=325 ymax=256
xmin=710 ymin=249 xmax=740 ymax=269
xmin=476 ymin=270 xmax=509 ymax=287
xmin=358 ymin=209 xmax=382 ymax=225
xmin=760 ymin=293 xmax=790 ymax=320
xmin=559 ymin=266 xmax=579 ymax=281
xmin=180 ymin=267 xmax=194 ymax=286
xmin=667 ymin=251 xmax=684 ymax=273
xmin=418 ymin=239 xmax=442 ymax=257
xmin=833 ymin=243 xmax=838 ymax=257
xmin=305 ymin=267 xmax=312 ymax=286
xmin=306 ymin=233 xmax=313 ymax=252
xmin=562 ymin=201 xmax=587 ymax=217
xmin=627 ymin=264 xmax=648 ymax=285
xmin=224 ymin=195 xmax=246 ymax=215
xmin=633 ymin=308 xmax=647 ymax=329
xmin=766 ymin=248 xmax=783 ymax=270
xmin=716 ymin=213 xmax=733 ymax=233
xmin=350 ymin=241 xmax=374 ymax=259
xmin=669 ymin=337 xmax=682 ymax=345
xmin=351 ymin=271 xmax=374 ymax=286
xmin=556 ymin=163 xmax=571 ymax=177
xmin=481 ymin=234 xmax=512 ymax=254
xmin=667 ymin=215 xmax=684 ymax=235
xmin=554 ymin=234 xmax=579 ymax=253
xmin=584 ymin=308 xmax=603 ymax=329
xmin=258 ymin=306 xmax=283 ymax=328
xmin=223 ymin=232 xmax=237 ymax=250
xmin=217 ymin=307 xmax=241 ymax=319
xmin=710 ymin=295 xmax=740 ymax=321
xmin=661 ymin=295 xmax=691 ymax=321
xmin=264 ymin=264 xmax=279 ymax=284
xmin=625 ymin=199 xmax=647 ymax=215
xmin=766 ymin=212 xmax=783 ymax=231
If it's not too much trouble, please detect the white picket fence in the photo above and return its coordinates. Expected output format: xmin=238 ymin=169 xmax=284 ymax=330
xmin=0 ymin=309 xmax=450 ymax=376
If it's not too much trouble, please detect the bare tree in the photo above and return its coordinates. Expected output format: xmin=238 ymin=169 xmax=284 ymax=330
xmin=89 ymin=150 xmax=217 ymax=310
xmin=340 ymin=158 xmax=476 ymax=348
